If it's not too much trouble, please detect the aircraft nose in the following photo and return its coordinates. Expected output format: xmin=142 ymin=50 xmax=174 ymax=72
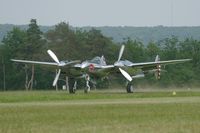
xmin=81 ymin=62 xmax=89 ymax=68
xmin=114 ymin=61 xmax=124 ymax=67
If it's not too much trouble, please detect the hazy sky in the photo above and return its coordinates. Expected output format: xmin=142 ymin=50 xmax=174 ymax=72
xmin=0 ymin=0 xmax=199 ymax=26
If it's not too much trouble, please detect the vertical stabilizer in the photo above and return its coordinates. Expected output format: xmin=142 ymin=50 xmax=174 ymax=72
xmin=155 ymin=55 xmax=160 ymax=62
xmin=100 ymin=55 xmax=107 ymax=65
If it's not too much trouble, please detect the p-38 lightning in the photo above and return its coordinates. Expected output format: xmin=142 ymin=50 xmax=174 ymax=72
xmin=11 ymin=45 xmax=191 ymax=93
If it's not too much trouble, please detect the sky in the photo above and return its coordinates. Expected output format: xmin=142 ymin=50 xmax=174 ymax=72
xmin=0 ymin=0 xmax=200 ymax=26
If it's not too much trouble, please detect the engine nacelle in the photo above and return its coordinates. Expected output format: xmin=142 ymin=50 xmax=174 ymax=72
xmin=132 ymin=74 xmax=145 ymax=79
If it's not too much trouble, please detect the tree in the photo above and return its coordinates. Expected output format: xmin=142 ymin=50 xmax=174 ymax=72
xmin=146 ymin=41 xmax=160 ymax=61
xmin=123 ymin=38 xmax=146 ymax=62
xmin=178 ymin=38 xmax=200 ymax=86
xmin=84 ymin=28 xmax=117 ymax=63
xmin=1 ymin=20 xmax=200 ymax=90
xmin=159 ymin=36 xmax=179 ymax=60
xmin=46 ymin=22 xmax=77 ymax=60
xmin=23 ymin=19 xmax=46 ymax=90
xmin=1 ymin=27 xmax=26 ymax=90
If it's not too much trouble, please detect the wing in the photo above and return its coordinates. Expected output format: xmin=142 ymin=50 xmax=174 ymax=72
xmin=11 ymin=59 xmax=80 ymax=66
xmin=96 ymin=65 xmax=115 ymax=73
xmin=128 ymin=59 xmax=192 ymax=69
xmin=11 ymin=59 xmax=58 ymax=66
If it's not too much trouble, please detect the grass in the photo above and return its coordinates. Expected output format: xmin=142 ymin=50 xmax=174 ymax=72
xmin=0 ymin=89 xmax=199 ymax=103
xmin=0 ymin=90 xmax=200 ymax=133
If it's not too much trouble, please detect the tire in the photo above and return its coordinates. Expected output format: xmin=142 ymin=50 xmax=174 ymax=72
xmin=84 ymin=87 xmax=90 ymax=93
xmin=84 ymin=88 xmax=88 ymax=93
xmin=69 ymin=87 xmax=75 ymax=94
xmin=126 ymin=83 xmax=134 ymax=93
xmin=68 ymin=78 xmax=76 ymax=94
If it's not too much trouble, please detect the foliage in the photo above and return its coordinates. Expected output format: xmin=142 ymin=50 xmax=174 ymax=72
xmin=2 ymin=25 xmax=200 ymax=45
xmin=0 ymin=91 xmax=200 ymax=133
xmin=0 ymin=20 xmax=200 ymax=90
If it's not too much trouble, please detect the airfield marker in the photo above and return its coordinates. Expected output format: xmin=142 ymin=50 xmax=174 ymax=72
xmin=172 ymin=91 xmax=176 ymax=96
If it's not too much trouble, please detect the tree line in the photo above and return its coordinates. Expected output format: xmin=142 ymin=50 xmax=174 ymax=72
xmin=0 ymin=19 xmax=200 ymax=91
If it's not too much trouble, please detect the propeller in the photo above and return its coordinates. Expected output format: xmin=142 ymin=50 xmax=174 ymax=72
xmin=47 ymin=50 xmax=60 ymax=64
xmin=114 ymin=45 xmax=125 ymax=67
xmin=47 ymin=50 xmax=61 ymax=86
xmin=47 ymin=49 xmax=80 ymax=86
xmin=118 ymin=45 xmax=125 ymax=62
xmin=115 ymin=45 xmax=133 ymax=82
xmin=53 ymin=69 xmax=61 ymax=86
xmin=119 ymin=68 xmax=132 ymax=82
xmin=150 ymin=55 xmax=166 ymax=79
xmin=154 ymin=55 xmax=162 ymax=80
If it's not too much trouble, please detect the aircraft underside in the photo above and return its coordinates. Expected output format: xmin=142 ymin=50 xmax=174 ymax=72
xmin=62 ymin=73 xmax=134 ymax=94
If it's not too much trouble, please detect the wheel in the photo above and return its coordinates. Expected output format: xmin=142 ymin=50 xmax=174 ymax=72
xmin=84 ymin=88 xmax=88 ymax=93
xmin=68 ymin=78 xmax=76 ymax=94
xmin=69 ymin=87 xmax=75 ymax=94
xmin=84 ymin=86 xmax=90 ymax=93
xmin=126 ymin=83 xmax=134 ymax=93
xmin=84 ymin=77 xmax=90 ymax=93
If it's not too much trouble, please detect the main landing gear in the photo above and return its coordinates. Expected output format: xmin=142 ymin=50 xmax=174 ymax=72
xmin=126 ymin=82 xmax=134 ymax=93
xmin=68 ymin=78 xmax=76 ymax=94
xmin=67 ymin=76 xmax=133 ymax=94
xmin=67 ymin=75 xmax=91 ymax=94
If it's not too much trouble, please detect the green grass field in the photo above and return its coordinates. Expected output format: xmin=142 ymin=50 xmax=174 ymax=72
xmin=0 ymin=90 xmax=200 ymax=133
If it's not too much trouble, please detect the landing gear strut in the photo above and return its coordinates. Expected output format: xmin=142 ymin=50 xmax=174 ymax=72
xmin=126 ymin=82 xmax=134 ymax=93
xmin=84 ymin=74 xmax=90 ymax=93
xmin=68 ymin=78 xmax=76 ymax=94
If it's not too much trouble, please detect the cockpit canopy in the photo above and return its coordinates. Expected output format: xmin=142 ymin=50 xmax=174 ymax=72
xmin=89 ymin=56 xmax=106 ymax=65
xmin=90 ymin=57 xmax=101 ymax=64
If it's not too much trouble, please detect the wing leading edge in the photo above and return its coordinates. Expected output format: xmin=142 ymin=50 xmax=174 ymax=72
xmin=128 ymin=59 xmax=192 ymax=68
xmin=11 ymin=59 xmax=80 ymax=66
xmin=11 ymin=59 xmax=58 ymax=66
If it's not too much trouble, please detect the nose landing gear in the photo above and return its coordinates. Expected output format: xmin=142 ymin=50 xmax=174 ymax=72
xmin=84 ymin=74 xmax=90 ymax=93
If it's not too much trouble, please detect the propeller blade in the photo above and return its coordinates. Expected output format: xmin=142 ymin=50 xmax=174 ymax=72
xmin=53 ymin=69 xmax=61 ymax=86
xmin=119 ymin=68 xmax=132 ymax=82
xmin=47 ymin=50 xmax=60 ymax=64
xmin=118 ymin=45 xmax=125 ymax=61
